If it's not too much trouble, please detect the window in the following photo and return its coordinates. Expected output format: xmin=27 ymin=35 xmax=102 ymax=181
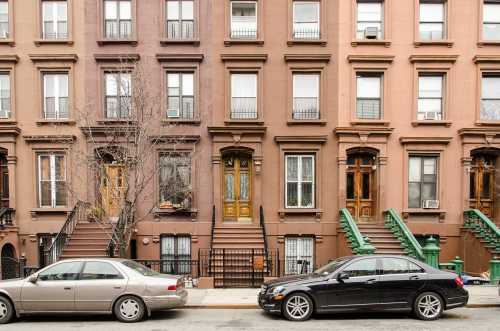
xmin=285 ymin=236 xmax=314 ymax=275
xmin=408 ymin=155 xmax=438 ymax=208
xmin=104 ymin=0 xmax=132 ymax=39
xmin=166 ymin=0 xmax=194 ymax=39
xmin=0 ymin=73 xmax=10 ymax=118
xmin=286 ymin=155 xmax=314 ymax=208
xmin=43 ymin=73 xmax=69 ymax=119
xmin=356 ymin=73 xmax=382 ymax=120
xmin=417 ymin=74 xmax=444 ymax=121
xmin=293 ymin=74 xmax=319 ymax=120
xmin=231 ymin=73 xmax=257 ymax=119
xmin=104 ymin=72 xmax=131 ymax=118
xmin=38 ymin=262 xmax=82 ymax=281
xmin=481 ymin=74 xmax=500 ymax=121
xmin=0 ymin=1 xmax=8 ymax=39
xmin=381 ymin=258 xmax=424 ymax=275
xmin=342 ymin=258 xmax=377 ymax=277
xmin=293 ymin=1 xmax=320 ymax=40
xmin=230 ymin=1 xmax=257 ymax=39
xmin=356 ymin=1 xmax=383 ymax=40
xmin=159 ymin=152 xmax=192 ymax=209
xmin=167 ymin=72 xmax=194 ymax=119
xmin=160 ymin=235 xmax=191 ymax=274
xmin=81 ymin=262 xmax=123 ymax=280
xmin=42 ymin=1 xmax=68 ymax=40
xmin=419 ymin=1 xmax=445 ymax=40
xmin=38 ymin=153 xmax=67 ymax=208
xmin=483 ymin=1 xmax=500 ymax=40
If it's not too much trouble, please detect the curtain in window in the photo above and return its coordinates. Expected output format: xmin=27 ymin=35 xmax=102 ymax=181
xmin=484 ymin=4 xmax=500 ymax=40
xmin=159 ymin=153 xmax=192 ymax=208
xmin=286 ymin=155 xmax=314 ymax=208
xmin=42 ymin=1 xmax=68 ymax=39
xmin=408 ymin=156 xmax=437 ymax=208
xmin=231 ymin=74 xmax=257 ymax=119
xmin=0 ymin=2 xmax=8 ymax=38
xmin=38 ymin=154 xmax=66 ymax=208
xmin=419 ymin=3 xmax=444 ymax=40
xmin=418 ymin=75 xmax=443 ymax=119
xmin=285 ymin=237 xmax=314 ymax=275
xmin=293 ymin=74 xmax=319 ymax=119
xmin=481 ymin=76 xmax=500 ymax=120
xmin=0 ymin=74 xmax=10 ymax=118
xmin=44 ymin=73 xmax=69 ymax=119
xmin=160 ymin=235 xmax=191 ymax=274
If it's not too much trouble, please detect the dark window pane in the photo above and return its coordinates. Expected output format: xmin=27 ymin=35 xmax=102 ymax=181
xmin=342 ymin=259 xmax=377 ymax=277
xmin=347 ymin=173 xmax=355 ymax=199
xmin=408 ymin=182 xmax=421 ymax=208
xmin=482 ymin=174 xmax=492 ymax=198
xmin=470 ymin=172 xmax=476 ymax=199
xmin=382 ymin=258 xmax=409 ymax=275
xmin=362 ymin=173 xmax=370 ymax=199
xmin=39 ymin=262 xmax=83 ymax=281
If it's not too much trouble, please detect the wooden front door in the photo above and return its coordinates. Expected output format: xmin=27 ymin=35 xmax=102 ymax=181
xmin=346 ymin=154 xmax=376 ymax=222
xmin=0 ymin=155 xmax=8 ymax=208
xmin=223 ymin=153 xmax=252 ymax=221
xmin=469 ymin=155 xmax=496 ymax=218
xmin=100 ymin=164 xmax=126 ymax=219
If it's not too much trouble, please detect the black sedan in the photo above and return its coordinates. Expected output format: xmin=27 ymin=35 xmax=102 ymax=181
xmin=259 ymin=255 xmax=468 ymax=322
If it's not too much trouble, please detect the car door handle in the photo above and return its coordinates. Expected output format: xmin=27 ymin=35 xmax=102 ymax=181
xmin=365 ymin=279 xmax=377 ymax=284
xmin=410 ymin=276 xmax=420 ymax=280
xmin=64 ymin=287 xmax=72 ymax=290
xmin=113 ymin=286 xmax=122 ymax=289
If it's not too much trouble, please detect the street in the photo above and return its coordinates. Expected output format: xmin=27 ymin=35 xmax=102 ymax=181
xmin=2 ymin=308 xmax=499 ymax=331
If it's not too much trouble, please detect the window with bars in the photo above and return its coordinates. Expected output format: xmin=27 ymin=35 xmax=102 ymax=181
xmin=104 ymin=72 xmax=131 ymax=119
xmin=286 ymin=155 xmax=314 ymax=208
xmin=167 ymin=72 xmax=194 ymax=119
xmin=43 ymin=73 xmax=69 ymax=119
xmin=408 ymin=155 xmax=438 ymax=209
xmin=160 ymin=235 xmax=191 ymax=274
xmin=293 ymin=74 xmax=319 ymax=120
xmin=38 ymin=153 xmax=67 ymax=208
xmin=293 ymin=1 xmax=320 ymax=40
xmin=356 ymin=0 xmax=383 ymax=40
xmin=0 ymin=73 xmax=10 ymax=119
xmin=0 ymin=1 xmax=8 ymax=39
xmin=285 ymin=236 xmax=314 ymax=275
xmin=417 ymin=74 xmax=444 ymax=120
xmin=166 ymin=0 xmax=194 ymax=39
xmin=42 ymin=1 xmax=68 ymax=40
xmin=231 ymin=73 xmax=257 ymax=119
xmin=159 ymin=153 xmax=192 ymax=209
xmin=484 ymin=1 xmax=500 ymax=40
xmin=481 ymin=74 xmax=500 ymax=121
xmin=419 ymin=1 xmax=445 ymax=40
xmin=356 ymin=73 xmax=382 ymax=120
xmin=104 ymin=0 xmax=132 ymax=39
xmin=231 ymin=1 xmax=257 ymax=39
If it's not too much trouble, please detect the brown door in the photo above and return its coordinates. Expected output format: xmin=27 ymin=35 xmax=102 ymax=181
xmin=100 ymin=164 xmax=126 ymax=219
xmin=469 ymin=155 xmax=495 ymax=218
xmin=223 ymin=153 xmax=252 ymax=221
xmin=346 ymin=154 xmax=376 ymax=222
xmin=0 ymin=155 xmax=8 ymax=208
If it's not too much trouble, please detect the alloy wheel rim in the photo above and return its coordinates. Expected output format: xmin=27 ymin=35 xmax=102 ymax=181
xmin=418 ymin=295 xmax=441 ymax=319
xmin=285 ymin=296 xmax=310 ymax=320
xmin=119 ymin=299 xmax=140 ymax=319
xmin=0 ymin=302 xmax=7 ymax=319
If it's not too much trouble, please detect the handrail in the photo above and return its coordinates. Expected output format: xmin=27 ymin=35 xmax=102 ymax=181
xmin=107 ymin=201 xmax=133 ymax=258
xmin=0 ymin=208 xmax=14 ymax=228
xmin=464 ymin=209 xmax=500 ymax=253
xmin=464 ymin=209 xmax=500 ymax=237
xmin=339 ymin=208 xmax=375 ymax=255
xmin=384 ymin=209 xmax=424 ymax=261
xmin=209 ymin=205 xmax=215 ymax=250
xmin=259 ymin=206 xmax=269 ymax=269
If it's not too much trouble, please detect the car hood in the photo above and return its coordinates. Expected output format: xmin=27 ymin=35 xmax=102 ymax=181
xmin=264 ymin=273 xmax=321 ymax=287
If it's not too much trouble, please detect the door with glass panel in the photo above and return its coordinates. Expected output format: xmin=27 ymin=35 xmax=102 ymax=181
xmin=160 ymin=235 xmax=191 ymax=274
xmin=346 ymin=153 xmax=376 ymax=222
xmin=469 ymin=155 xmax=496 ymax=218
xmin=99 ymin=164 xmax=126 ymax=219
xmin=223 ymin=153 xmax=252 ymax=221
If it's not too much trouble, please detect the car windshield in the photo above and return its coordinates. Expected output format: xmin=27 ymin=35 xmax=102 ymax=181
xmin=121 ymin=260 xmax=161 ymax=277
xmin=313 ymin=257 xmax=351 ymax=276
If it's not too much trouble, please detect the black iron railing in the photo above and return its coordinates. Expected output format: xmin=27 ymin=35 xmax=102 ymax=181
xmin=0 ymin=208 xmax=14 ymax=229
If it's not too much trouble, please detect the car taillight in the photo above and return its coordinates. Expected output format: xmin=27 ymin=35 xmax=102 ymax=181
xmin=167 ymin=285 xmax=177 ymax=291
xmin=455 ymin=276 xmax=464 ymax=288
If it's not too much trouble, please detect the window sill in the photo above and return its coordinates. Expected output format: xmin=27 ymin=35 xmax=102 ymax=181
xmin=402 ymin=209 xmax=446 ymax=220
xmin=97 ymin=39 xmax=138 ymax=46
xmin=224 ymin=39 xmax=264 ymax=46
xmin=478 ymin=40 xmax=500 ymax=47
xmin=160 ymin=39 xmax=200 ymax=46
xmin=411 ymin=120 xmax=452 ymax=127
xmin=30 ymin=207 xmax=73 ymax=215
xmin=287 ymin=39 xmax=327 ymax=46
xmin=0 ymin=39 xmax=15 ymax=46
xmin=0 ymin=119 xmax=17 ymax=125
xmin=351 ymin=39 xmax=391 ymax=47
xmin=162 ymin=119 xmax=201 ymax=126
xmin=278 ymin=208 xmax=323 ymax=220
xmin=37 ymin=119 xmax=76 ymax=126
xmin=350 ymin=120 xmax=390 ymax=126
xmin=475 ymin=121 xmax=500 ymax=127
xmin=224 ymin=119 xmax=264 ymax=126
xmin=287 ymin=119 xmax=327 ymax=126
xmin=34 ymin=39 xmax=74 ymax=46
xmin=414 ymin=40 xmax=454 ymax=47
xmin=96 ymin=119 xmax=137 ymax=125
xmin=153 ymin=207 xmax=198 ymax=218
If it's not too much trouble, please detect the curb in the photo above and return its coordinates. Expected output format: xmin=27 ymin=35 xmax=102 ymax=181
xmin=466 ymin=304 xmax=500 ymax=308
xmin=183 ymin=305 xmax=260 ymax=309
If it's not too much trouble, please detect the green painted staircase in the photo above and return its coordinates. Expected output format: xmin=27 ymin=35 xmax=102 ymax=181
xmin=463 ymin=209 xmax=500 ymax=255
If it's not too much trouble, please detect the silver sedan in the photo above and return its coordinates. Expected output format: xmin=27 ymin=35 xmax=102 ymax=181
xmin=0 ymin=258 xmax=188 ymax=323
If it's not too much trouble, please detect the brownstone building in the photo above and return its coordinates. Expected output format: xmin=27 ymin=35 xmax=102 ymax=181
xmin=1 ymin=0 xmax=500 ymax=286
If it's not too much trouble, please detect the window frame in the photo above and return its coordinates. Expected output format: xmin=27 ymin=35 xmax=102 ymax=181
xmin=164 ymin=0 xmax=196 ymax=41
xmin=98 ymin=0 xmax=136 ymax=42
xmin=37 ymin=152 xmax=67 ymax=208
xmin=407 ymin=154 xmax=439 ymax=209
xmin=230 ymin=0 xmax=258 ymax=40
xmin=0 ymin=0 xmax=12 ymax=41
xmin=0 ymin=71 xmax=11 ymax=119
xmin=284 ymin=235 xmax=315 ymax=275
xmin=340 ymin=257 xmax=378 ymax=278
xmin=417 ymin=0 xmax=447 ymax=42
xmin=292 ymin=1 xmax=321 ymax=40
xmin=42 ymin=72 xmax=69 ymax=120
xmin=292 ymin=72 xmax=320 ymax=120
xmin=38 ymin=261 xmax=83 ymax=281
xmin=285 ymin=154 xmax=315 ymax=209
xmin=230 ymin=72 xmax=259 ymax=120
xmin=355 ymin=72 xmax=384 ymax=120
xmin=158 ymin=151 xmax=192 ymax=209
xmin=417 ymin=72 xmax=445 ymax=121
xmin=41 ymin=0 xmax=68 ymax=40
xmin=482 ymin=1 xmax=500 ymax=41
xmin=480 ymin=72 xmax=500 ymax=122
xmin=80 ymin=261 xmax=125 ymax=280
xmin=160 ymin=234 xmax=192 ymax=274
xmin=166 ymin=71 xmax=195 ymax=120
xmin=103 ymin=71 xmax=132 ymax=119
xmin=355 ymin=0 xmax=384 ymax=40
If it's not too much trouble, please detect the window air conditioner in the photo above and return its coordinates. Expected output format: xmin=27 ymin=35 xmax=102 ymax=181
xmin=422 ymin=200 xmax=439 ymax=209
xmin=364 ymin=27 xmax=379 ymax=39
xmin=424 ymin=111 xmax=440 ymax=120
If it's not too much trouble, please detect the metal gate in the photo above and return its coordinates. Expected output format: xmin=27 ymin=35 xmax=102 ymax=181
xmin=0 ymin=257 xmax=20 ymax=280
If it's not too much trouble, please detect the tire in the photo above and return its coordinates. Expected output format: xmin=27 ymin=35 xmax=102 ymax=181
xmin=282 ymin=293 xmax=313 ymax=322
xmin=413 ymin=292 xmax=444 ymax=321
xmin=0 ymin=296 xmax=14 ymax=324
xmin=113 ymin=295 xmax=146 ymax=323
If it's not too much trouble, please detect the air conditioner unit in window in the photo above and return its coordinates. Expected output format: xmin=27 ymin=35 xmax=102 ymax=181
xmin=424 ymin=111 xmax=441 ymax=120
xmin=364 ymin=27 xmax=379 ymax=39
xmin=167 ymin=109 xmax=180 ymax=118
xmin=422 ymin=200 xmax=439 ymax=209
xmin=0 ymin=31 xmax=8 ymax=39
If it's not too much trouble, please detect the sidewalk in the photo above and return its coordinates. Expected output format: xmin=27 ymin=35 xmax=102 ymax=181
xmin=184 ymin=286 xmax=500 ymax=309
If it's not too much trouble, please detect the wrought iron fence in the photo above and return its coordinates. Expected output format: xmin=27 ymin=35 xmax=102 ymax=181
xmin=231 ymin=97 xmax=257 ymax=119
xmin=231 ymin=28 xmax=257 ymax=39
xmin=293 ymin=97 xmax=319 ymax=120
xmin=356 ymin=98 xmax=381 ymax=120
xmin=293 ymin=27 xmax=320 ymax=40
xmin=0 ymin=208 xmax=13 ymax=228
xmin=166 ymin=20 xmax=195 ymax=39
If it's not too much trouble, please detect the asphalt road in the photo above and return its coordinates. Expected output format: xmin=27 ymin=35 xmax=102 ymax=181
xmin=2 ymin=308 xmax=499 ymax=331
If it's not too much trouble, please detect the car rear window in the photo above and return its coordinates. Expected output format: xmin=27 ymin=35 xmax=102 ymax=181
xmin=121 ymin=260 xmax=161 ymax=277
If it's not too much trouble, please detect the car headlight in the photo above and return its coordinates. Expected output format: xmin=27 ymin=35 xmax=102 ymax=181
xmin=271 ymin=286 xmax=285 ymax=294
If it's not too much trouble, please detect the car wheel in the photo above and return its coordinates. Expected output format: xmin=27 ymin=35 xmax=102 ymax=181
xmin=282 ymin=293 xmax=313 ymax=322
xmin=0 ymin=296 xmax=14 ymax=324
xmin=114 ymin=295 xmax=146 ymax=323
xmin=413 ymin=292 xmax=444 ymax=321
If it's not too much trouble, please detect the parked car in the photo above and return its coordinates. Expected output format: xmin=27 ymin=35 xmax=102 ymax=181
xmin=460 ymin=273 xmax=490 ymax=285
xmin=0 ymin=258 xmax=187 ymax=324
xmin=259 ymin=255 xmax=468 ymax=322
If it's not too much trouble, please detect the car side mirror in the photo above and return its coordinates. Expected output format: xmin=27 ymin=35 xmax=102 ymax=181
xmin=337 ymin=272 xmax=350 ymax=281
xmin=28 ymin=274 xmax=38 ymax=284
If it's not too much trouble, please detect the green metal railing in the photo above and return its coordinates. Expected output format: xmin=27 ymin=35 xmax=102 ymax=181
xmin=384 ymin=209 xmax=424 ymax=261
xmin=339 ymin=208 xmax=375 ymax=255
xmin=464 ymin=209 xmax=500 ymax=254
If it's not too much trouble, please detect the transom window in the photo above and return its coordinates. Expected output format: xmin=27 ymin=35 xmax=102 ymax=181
xmin=42 ymin=0 xmax=68 ymax=40
xmin=356 ymin=0 xmax=383 ymax=40
xmin=285 ymin=236 xmax=314 ymax=275
xmin=38 ymin=153 xmax=67 ymax=208
xmin=419 ymin=1 xmax=445 ymax=40
xmin=104 ymin=0 xmax=132 ymax=39
xmin=166 ymin=0 xmax=194 ymax=39
xmin=161 ymin=235 xmax=191 ymax=274
xmin=230 ymin=1 xmax=257 ymax=39
xmin=159 ymin=152 xmax=192 ymax=209
xmin=293 ymin=1 xmax=320 ymax=40
xmin=408 ymin=155 xmax=438 ymax=209
xmin=293 ymin=74 xmax=319 ymax=120
xmin=286 ymin=154 xmax=315 ymax=208
xmin=0 ymin=73 xmax=10 ymax=118
xmin=481 ymin=74 xmax=500 ymax=121
xmin=483 ymin=1 xmax=500 ymax=40
xmin=231 ymin=73 xmax=257 ymax=119
xmin=356 ymin=73 xmax=382 ymax=120
xmin=417 ymin=74 xmax=444 ymax=121
xmin=104 ymin=72 xmax=131 ymax=119
xmin=0 ymin=1 xmax=9 ymax=39
xmin=43 ymin=73 xmax=69 ymax=119
xmin=167 ymin=72 xmax=194 ymax=119
xmin=342 ymin=258 xmax=377 ymax=277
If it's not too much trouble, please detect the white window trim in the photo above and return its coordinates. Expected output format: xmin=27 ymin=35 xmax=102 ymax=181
xmin=285 ymin=154 xmax=315 ymax=209
xmin=104 ymin=0 xmax=132 ymax=39
xmin=42 ymin=1 xmax=68 ymax=39
xmin=44 ymin=73 xmax=68 ymax=119
xmin=167 ymin=72 xmax=194 ymax=118
xmin=418 ymin=1 xmax=446 ymax=40
xmin=38 ymin=154 xmax=66 ymax=208
xmin=0 ymin=73 xmax=10 ymax=118
xmin=417 ymin=74 xmax=444 ymax=120
xmin=0 ymin=1 xmax=9 ymax=39
xmin=356 ymin=0 xmax=384 ymax=40
xmin=285 ymin=236 xmax=315 ymax=275
xmin=292 ymin=1 xmax=320 ymax=39
xmin=230 ymin=1 xmax=258 ymax=39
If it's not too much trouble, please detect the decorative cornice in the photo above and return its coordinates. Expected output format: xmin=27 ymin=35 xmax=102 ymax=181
xmin=23 ymin=135 xmax=76 ymax=144
xmin=274 ymin=135 xmax=328 ymax=144
xmin=156 ymin=54 xmax=204 ymax=62
xmin=208 ymin=126 xmax=267 ymax=136
xmin=0 ymin=55 xmax=19 ymax=63
xmin=0 ymin=124 xmax=20 ymax=136
xmin=284 ymin=54 xmax=331 ymax=62
xmin=220 ymin=54 xmax=268 ymax=62
xmin=150 ymin=135 xmax=201 ymax=144
xmin=347 ymin=55 xmax=395 ymax=63
xmin=29 ymin=54 xmax=78 ymax=62
xmin=399 ymin=137 xmax=452 ymax=145
xmin=409 ymin=55 xmax=458 ymax=63
xmin=94 ymin=54 xmax=141 ymax=62
xmin=334 ymin=127 xmax=394 ymax=136
xmin=473 ymin=55 xmax=500 ymax=63
xmin=80 ymin=126 xmax=138 ymax=137
xmin=458 ymin=128 xmax=500 ymax=136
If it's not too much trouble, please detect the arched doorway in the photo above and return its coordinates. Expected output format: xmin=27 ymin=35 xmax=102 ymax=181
xmin=222 ymin=150 xmax=252 ymax=222
xmin=346 ymin=148 xmax=378 ymax=222
xmin=1 ymin=244 xmax=17 ymax=280
xmin=469 ymin=148 xmax=500 ymax=218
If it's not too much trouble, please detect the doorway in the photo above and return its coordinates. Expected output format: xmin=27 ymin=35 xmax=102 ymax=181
xmin=1 ymin=244 xmax=17 ymax=280
xmin=469 ymin=154 xmax=496 ymax=218
xmin=223 ymin=152 xmax=252 ymax=222
xmin=346 ymin=151 xmax=377 ymax=222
